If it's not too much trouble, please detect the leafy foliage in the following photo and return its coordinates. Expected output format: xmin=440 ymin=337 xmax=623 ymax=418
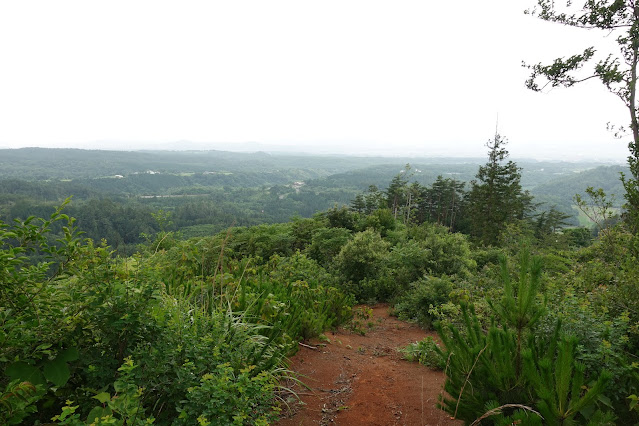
xmin=2 ymin=143 xmax=639 ymax=424
xmin=0 ymin=202 xmax=355 ymax=424
xmin=400 ymin=336 xmax=445 ymax=370
xmin=525 ymin=0 xmax=639 ymax=231
xmin=394 ymin=277 xmax=452 ymax=328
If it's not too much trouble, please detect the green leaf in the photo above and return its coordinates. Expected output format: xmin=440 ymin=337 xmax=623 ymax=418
xmin=57 ymin=347 xmax=79 ymax=362
xmin=93 ymin=392 xmax=111 ymax=404
xmin=113 ymin=380 xmax=126 ymax=393
xmin=43 ymin=358 xmax=70 ymax=387
xmin=5 ymin=361 xmax=45 ymax=386
xmin=597 ymin=394 xmax=613 ymax=409
xmin=35 ymin=343 xmax=52 ymax=351
xmin=86 ymin=406 xmax=112 ymax=423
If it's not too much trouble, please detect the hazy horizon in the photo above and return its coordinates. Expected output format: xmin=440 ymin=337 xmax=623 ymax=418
xmin=0 ymin=1 xmax=634 ymax=164
xmin=0 ymin=139 xmax=628 ymax=163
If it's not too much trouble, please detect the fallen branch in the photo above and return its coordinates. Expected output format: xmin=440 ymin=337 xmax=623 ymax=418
xmin=299 ymin=342 xmax=318 ymax=350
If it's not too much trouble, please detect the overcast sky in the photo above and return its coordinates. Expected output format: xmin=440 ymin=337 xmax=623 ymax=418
xmin=0 ymin=0 xmax=632 ymax=160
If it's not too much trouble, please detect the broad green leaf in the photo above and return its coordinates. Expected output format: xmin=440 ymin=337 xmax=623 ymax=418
xmin=5 ymin=361 xmax=45 ymax=385
xmin=86 ymin=406 xmax=112 ymax=423
xmin=57 ymin=347 xmax=80 ymax=362
xmin=93 ymin=392 xmax=111 ymax=403
xmin=43 ymin=358 xmax=70 ymax=387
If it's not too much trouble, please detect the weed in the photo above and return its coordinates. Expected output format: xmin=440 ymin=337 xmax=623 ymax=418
xmin=318 ymin=334 xmax=331 ymax=343
xmin=400 ymin=337 xmax=445 ymax=370
xmin=348 ymin=306 xmax=374 ymax=335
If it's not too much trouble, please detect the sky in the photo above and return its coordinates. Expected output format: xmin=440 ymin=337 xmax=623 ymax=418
xmin=0 ymin=0 xmax=632 ymax=161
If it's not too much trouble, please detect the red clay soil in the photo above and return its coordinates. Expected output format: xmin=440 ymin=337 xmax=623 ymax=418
xmin=276 ymin=305 xmax=463 ymax=426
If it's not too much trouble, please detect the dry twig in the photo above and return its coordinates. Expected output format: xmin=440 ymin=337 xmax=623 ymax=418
xmin=470 ymin=403 xmax=543 ymax=425
xmin=454 ymin=344 xmax=488 ymax=419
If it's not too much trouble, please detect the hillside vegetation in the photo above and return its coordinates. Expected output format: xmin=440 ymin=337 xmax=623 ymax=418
xmin=2 ymin=145 xmax=638 ymax=425
xmin=0 ymin=148 xmax=622 ymax=254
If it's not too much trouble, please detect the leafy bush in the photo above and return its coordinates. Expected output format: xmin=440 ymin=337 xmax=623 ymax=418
xmin=51 ymin=357 xmax=156 ymax=425
xmin=407 ymin=222 xmax=476 ymax=278
xmin=174 ymin=363 xmax=279 ymax=426
xmin=400 ymin=336 xmax=445 ymax=369
xmin=335 ymin=229 xmax=390 ymax=299
xmin=0 ymin=205 xmax=355 ymax=424
xmin=385 ymin=240 xmax=433 ymax=289
xmin=306 ymin=226 xmax=351 ymax=267
xmin=394 ymin=277 xmax=452 ymax=328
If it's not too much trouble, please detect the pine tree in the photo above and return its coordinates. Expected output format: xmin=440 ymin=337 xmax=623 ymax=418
xmin=385 ymin=164 xmax=412 ymax=219
xmin=435 ymin=249 xmax=611 ymax=424
xmin=364 ymin=185 xmax=385 ymax=214
xmin=424 ymin=176 xmax=466 ymax=230
xmin=350 ymin=194 xmax=366 ymax=213
xmin=467 ymin=134 xmax=532 ymax=245
xmin=522 ymin=337 xmax=613 ymax=425
xmin=436 ymin=250 xmax=545 ymax=422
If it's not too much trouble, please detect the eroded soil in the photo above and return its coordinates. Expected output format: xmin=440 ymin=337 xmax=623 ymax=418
xmin=276 ymin=305 xmax=462 ymax=426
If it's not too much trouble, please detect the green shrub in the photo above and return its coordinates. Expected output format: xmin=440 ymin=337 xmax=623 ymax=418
xmin=306 ymin=227 xmax=351 ymax=267
xmin=0 ymin=205 xmax=353 ymax=424
xmin=400 ymin=336 xmax=445 ymax=369
xmin=394 ymin=277 xmax=452 ymax=328
xmin=407 ymin=223 xmax=476 ymax=278
xmin=174 ymin=363 xmax=279 ymax=426
xmin=335 ymin=229 xmax=389 ymax=285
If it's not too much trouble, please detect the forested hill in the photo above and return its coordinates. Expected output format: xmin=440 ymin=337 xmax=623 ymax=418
xmin=0 ymin=148 xmax=626 ymax=254
xmin=0 ymin=147 xmax=614 ymax=182
xmin=306 ymin=160 xmax=617 ymax=192
xmin=530 ymin=164 xmax=628 ymax=205
xmin=0 ymin=148 xmax=459 ymax=180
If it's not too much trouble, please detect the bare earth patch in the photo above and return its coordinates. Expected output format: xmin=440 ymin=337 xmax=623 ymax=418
xmin=276 ymin=305 xmax=462 ymax=426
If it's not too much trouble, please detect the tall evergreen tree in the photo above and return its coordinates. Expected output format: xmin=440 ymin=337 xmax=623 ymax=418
xmin=421 ymin=176 xmax=466 ymax=230
xmin=385 ymin=164 xmax=412 ymax=219
xmin=364 ymin=185 xmax=385 ymax=214
xmin=350 ymin=194 xmax=366 ymax=213
xmin=467 ymin=134 xmax=532 ymax=245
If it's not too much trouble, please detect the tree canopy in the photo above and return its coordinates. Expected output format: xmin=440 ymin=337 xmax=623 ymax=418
xmin=525 ymin=0 xmax=639 ymax=231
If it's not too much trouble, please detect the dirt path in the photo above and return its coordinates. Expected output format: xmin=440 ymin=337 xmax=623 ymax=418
xmin=276 ymin=305 xmax=462 ymax=426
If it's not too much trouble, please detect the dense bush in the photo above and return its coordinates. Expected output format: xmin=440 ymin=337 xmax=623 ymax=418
xmin=407 ymin=222 xmax=476 ymax=278
xmin=0 ymin=205 xmax=353 ymax=424
xmin=4 ymin=162 xmax=639 ymax=425
xmin=335 ymin=229 xmax=390 ymax=296
xmin=394 ymin=277 xmax=452 ymax=328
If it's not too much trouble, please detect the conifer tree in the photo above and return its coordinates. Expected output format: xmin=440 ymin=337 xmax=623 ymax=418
xmin=384 ymin=164 xmax=413 ymax=219
xmin=350 ymin=194 xmax=366 ymax=213
xmin=467 ymin=134 xmax=532 ymax=245
xmin=522 ymin=337 xmax=613 ymax=425
xmin=436 ymin=249 xmax=611 ymax=424
xmin=436 ymin=250 xmax=545 ymax=422
xmin=364 ymin=185 xmax=385 ymax=214
xmin=424 ymin=176 xmax=466 ymax=230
